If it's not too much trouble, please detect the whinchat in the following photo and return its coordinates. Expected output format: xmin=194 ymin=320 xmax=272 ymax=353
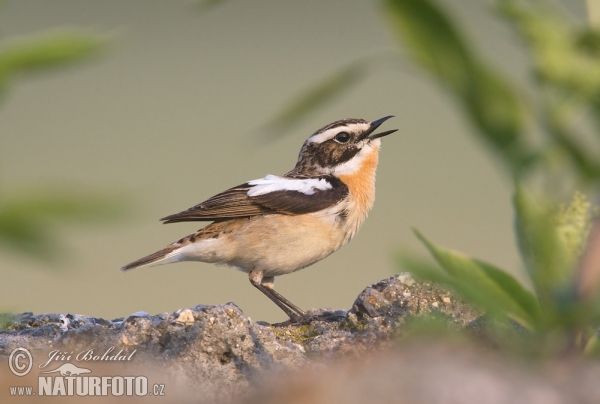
xmin=122 ymin=116 xmax=398 ymax=322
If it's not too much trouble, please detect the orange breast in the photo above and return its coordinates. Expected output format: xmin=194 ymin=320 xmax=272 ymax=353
xmin=338 ymin=147 xmax=379 ymax=216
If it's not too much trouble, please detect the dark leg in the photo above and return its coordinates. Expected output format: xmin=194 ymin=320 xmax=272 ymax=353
xmin=249 ymin=270 xmax=306 ymax=322
xmin=261 ymin=276 xmax=307 ymax=317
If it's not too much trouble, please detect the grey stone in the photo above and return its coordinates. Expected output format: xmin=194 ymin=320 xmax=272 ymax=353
xmin=6 ymin=273 xmax=595 ymax=403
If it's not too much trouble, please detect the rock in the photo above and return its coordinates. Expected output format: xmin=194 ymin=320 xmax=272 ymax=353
xmin=239 ymin=340 xmax=600 ymax=404
xmin=2 ymin=274 xmax=600 ymax=403
xmin=0 ymin=274 xmax=501 ymax=402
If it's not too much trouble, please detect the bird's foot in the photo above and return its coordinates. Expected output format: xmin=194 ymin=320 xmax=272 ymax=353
xmin=260 ymin=310 xmax=347 ymax=327
xmin=267 ymin=313 xmax=311 ymax=327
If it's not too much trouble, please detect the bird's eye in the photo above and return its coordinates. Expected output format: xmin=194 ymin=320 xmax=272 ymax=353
xmin=334 ymin=132 xmax=350 ymax=143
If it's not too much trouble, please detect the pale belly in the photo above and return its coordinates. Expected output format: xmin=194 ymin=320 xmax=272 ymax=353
xmin=222 ymin=214 xmax=347 ymax=277
xmin=176 ymin=195 xmax=370 ymax=277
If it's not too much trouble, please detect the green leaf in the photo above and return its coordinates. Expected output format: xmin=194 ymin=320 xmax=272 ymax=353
xmin=400 ymin=253 xmax=509 ymax=320
xmin=412 ymin=229 xmax=541 ymax=328
xmin=0 ymin=30 xmax=108 ymax=99
xmin=501 ymin=0 xmax=600 ymax=98
xmin=384 ymin=0 xmax=530 ymax=173
xmin=513 ymin=185 xmax=576 ymax=308
xmin=0 ymin=189 xmax=124 ymax=263
xmin=463 ymin=68 xmax=527 ymax=161
xmin=261 ymin=62 xmax=366 ymax=139
xmin=384 ymin=0 xmax=475 ymax=93
xmin=583 ymin=333 xmax=600 ymax=357
xmin=498 ymin=0 xmax=600 ymax=181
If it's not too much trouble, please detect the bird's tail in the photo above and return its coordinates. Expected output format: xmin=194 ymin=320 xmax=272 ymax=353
xmin=120 ymin=244 xmax=183 ymax=271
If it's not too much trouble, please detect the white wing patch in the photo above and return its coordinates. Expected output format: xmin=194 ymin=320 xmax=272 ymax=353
xmin=247 ymin=175 xmax=332 ymax=197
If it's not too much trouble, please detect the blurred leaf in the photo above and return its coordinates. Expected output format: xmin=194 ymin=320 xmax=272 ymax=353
xmin=385 ymin=0 xmax=531 ymax=173
xmin=501 ymin=0 xmax=600 ymax=170
xmin=501 ymin=1 xmax=600 ymax=98
xmin=543 ymin=103 xmax=600 ymax=181
xmin=408 ymin=230 xmax=540 ymax=328
xmin=555 ymin=191 xmax=596 ymax=258
xmin=0 ymin=189 xmax=124 ymax=263
xmin=463 ymin=68 xmax=530 ymax=164
xmin=261 ymin=62 xmax=366 ymax=139
xmin=0 ymin=30 xmax=108 ymax=99
xmin=401 ymin=253 xmax=522 ymax=325
xmin=514 ymin=185 xmax=577 ymax=311
xmin=384 ymin=0 xmax=474 ymax=93
xmin=583 ymin=333 xmax=600 ymax=356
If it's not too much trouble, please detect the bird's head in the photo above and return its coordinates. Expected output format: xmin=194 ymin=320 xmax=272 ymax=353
xmin=291 ymin=116 xmax=397 ymax=177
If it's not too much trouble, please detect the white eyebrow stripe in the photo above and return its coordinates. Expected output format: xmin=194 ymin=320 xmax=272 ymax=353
xmin=308 ymin=127 xmax=347 ymax=144
xmin=247 ymin=175 xmax=333 ymax=197
xmin=307 ymin=122 xmax=370 ymax=144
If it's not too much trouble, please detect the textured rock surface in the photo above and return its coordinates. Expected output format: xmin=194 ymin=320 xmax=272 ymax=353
xmin=239 ymin=341 xmax=600 ymax=404
xmin=0 ymin=274 xmax=478 ymax=400
xmin=5 ymin=273 xmax=598 ymax=403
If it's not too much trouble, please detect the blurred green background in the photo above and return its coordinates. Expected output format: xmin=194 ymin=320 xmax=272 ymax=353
xmin=0 ymin=0 xmax=586 ymax=323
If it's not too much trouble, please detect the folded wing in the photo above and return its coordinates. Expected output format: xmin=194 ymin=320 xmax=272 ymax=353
xmin=160 ymin=175 xmax=349 ymax=224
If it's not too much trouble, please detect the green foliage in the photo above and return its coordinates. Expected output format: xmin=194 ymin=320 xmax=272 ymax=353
xmin=0 ymin=189 xmax=124 ymax=263
xmin=554 ymin=191 xmax=596 ymax=257
xmin=500 ymin=0 xmax=600 ymax=181
xmin=267 ymin=0 xmax=600 ymax=356
xmin=514 ymin=186 xmax=576 ymax=310
xmin=502 ymin=0 xmax=600 ymax=98
xmin=410 ymin=230 xmax=542 ymax=328
xmin=404 ymin=190 xmax=598 ymax=354
xmin=392 ymin=0 xmax=600 ymax=355
xmin=0 ymin=29 xmax=107 ymax=100
xmin=385 ymin=0 xmax=532 ymax=173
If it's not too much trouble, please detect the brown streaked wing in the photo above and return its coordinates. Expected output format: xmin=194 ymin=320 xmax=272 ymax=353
xmin=160 ymin=177 xmax=349 ymax=224
xmin=160 ymin=184 xmax=271 ymax=223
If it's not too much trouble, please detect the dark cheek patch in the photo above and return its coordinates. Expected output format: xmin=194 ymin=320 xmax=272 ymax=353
xmin=314 ymin=143 xmax=359 ymax=167
xmin=292 ymin=141 xmax=361 ymax=175
xmin=337 ymin=147 xmax=360 ymax=165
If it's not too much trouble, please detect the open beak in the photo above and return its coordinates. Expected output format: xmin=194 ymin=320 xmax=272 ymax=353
xmin=363 ymin=115 xmax=398 ymax=140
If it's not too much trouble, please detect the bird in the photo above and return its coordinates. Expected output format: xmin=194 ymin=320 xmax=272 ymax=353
xmin=121 ymin=116 xmax=398 ymax=322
